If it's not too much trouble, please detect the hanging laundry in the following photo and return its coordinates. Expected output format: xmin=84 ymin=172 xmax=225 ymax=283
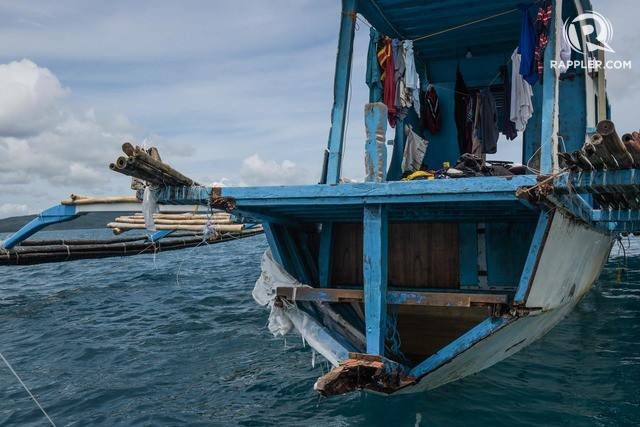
xmin=559 ymin=32 xmax=571 ymax=70
xmin=421 ymin=85 xmax=442 ymax=134
xmin=454 ymin=65 xmax=470 ymax=155
xmin=366 ymin=27 xmax=383 ymax=103
xmin=518 ymin=3 xmax=539 ymax=86
xmin=510 ymin=48 xmax=534 ymax=132
xmin=378 ymin=37 xmax=397 ymax=127
xmin=464 ymin=95 xmax=475 ymax=154
xmin=481 ymin=90 xmax=499 ymax=154
xmin=402 ymin=125 xmax=429 ymax=174
xmin=403 ymin=40 xmax=420 ymax=117
xmin=534 ymin=0 xmax=552 ymax=83
xmin=392 ymin=39 xmax=411 ymax=123
xmin=471 ymin=92 xmax=483 ymax=157
xmin=500 ymin=65 xmax=518 ymax=140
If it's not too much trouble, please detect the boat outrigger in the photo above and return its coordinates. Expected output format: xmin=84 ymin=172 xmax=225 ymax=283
xmin=3 ymin=0 xmax=639 ymax=395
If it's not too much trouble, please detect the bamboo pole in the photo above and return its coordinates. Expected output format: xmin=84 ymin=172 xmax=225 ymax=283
xmin=133 ymin=147 xmax=197 ymax=186
xmin=111 ymin=161 xmax=170 ymax=187
xmin=18 ymin=235 xmax=152 ymax=246
xmin=61 ymin=196 xmax=140 ymax=205
xmin=132 ymin=213 xmax=230 ymax=220
xmin=107 ymin=222 xmax=245 ymax=232
xmin=573 ymin=150 xmax=594 ymax=171
xmin=122 ymin=142 xmax=135 ymax=156
xmin=125 ymin=156 xmax=186 ymax=186
xmin=582 ymin=142 xmax=606 ymax=170
xmin=590 ymin=134 xmax=620 ymax=169
xmin=113 ymin=217 xmax=234 ymax=225
xmin=148 ymin=147 xmax=162 ymax=161
xmin=596 ymin=120 xmax=634 ymax=168
xmin=0 ymin=229 xmax=264 ymax=265
xmin=622 ymin=133 xmax=640 ymax=167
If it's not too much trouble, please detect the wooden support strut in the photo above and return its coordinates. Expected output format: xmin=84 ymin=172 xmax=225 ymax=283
xmin=363 ymin=204 xmax=388 ymax=356
xmin=540 ymin=0 xmax=561 ymax=173
xmin=322 ymin=0 xmax=356 ymax=184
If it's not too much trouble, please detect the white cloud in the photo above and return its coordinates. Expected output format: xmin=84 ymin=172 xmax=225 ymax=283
xmin=0 ymin=59 xmax=140 ymax=201
xmin=239 ymin=154 xmax=312 ymax=186
xmin=0 ymin=203 xmax=29 ymax=219
xmin=0 ymin=59 xmax=67 ymax=136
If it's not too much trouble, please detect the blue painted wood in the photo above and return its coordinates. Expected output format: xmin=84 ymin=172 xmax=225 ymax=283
xmin=409 ymin=316 xmax=509 ymax=378
xmin=298 ymin=231 xmax=319 ymax=286
xmin=558 ymin=68 xmax=587 ymax=154
xmin=363 ymin=204 xmax=388 ymax=355
xmin=281 ymin=227 xmax=312 ymax=285
xmin=555 ymin=169 xmax=640 ymax=193
xmin=523 ymin=83 xmax=544 ymax=166
xmin=485 ymin=222 xmax=537 ymax=287
xmin=323 ymin=0 xmax=356 ymax=184
xmin=154 ymin=176 xmax=539 ymax=208
xmin=318 ymin=223 xmax=333 ymax=288
xmin=458 ymin=223 xmax=478 ymax=287
xmin=2 ymin=204 xmax=79 ymax=249
xmin=221 ymin=176 xmax=539 ymax=205
xmin=539 ymin=0 xmax=560 ymax=173
xmin=146 ymin=230 xmax=174 ymax=243
xmin=262 ymin=222 xmax=289 ymax=272
xmin=514 ymin=210 xmax=552 ymax=304
xmin=364 ymin=103 xmax=388 ymax=183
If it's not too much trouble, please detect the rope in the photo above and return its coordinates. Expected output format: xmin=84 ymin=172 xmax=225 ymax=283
xmin=0 ymin=350 xmax=57 ymax=426
xmin=412 ymin=1 xmax=541 ymax=42
xmin=370 ymin=0 xmax=404 ymax=39
xmin=519 ymin=168 xmax=571 ymax=195
xmin=61 ymin=239 xmax=71 ymax=261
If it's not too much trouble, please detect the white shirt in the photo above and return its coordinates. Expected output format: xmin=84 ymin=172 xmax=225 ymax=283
xmin=403 ymin=40 xmax=421 ymax=117
xmin=510 ymin=48 xmax=534 ymax=132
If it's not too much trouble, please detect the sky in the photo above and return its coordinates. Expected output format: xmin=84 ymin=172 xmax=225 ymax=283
xmin=0 ymin=0 xmax=639 ymax=218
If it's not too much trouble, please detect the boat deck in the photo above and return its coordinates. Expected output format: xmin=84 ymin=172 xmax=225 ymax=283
xmin=157 ymin=175 xmax=541 ymax=224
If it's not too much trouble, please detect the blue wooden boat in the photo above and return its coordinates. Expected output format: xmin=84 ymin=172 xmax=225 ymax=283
xmin=4 ymin=0 xmax=638 ymax=395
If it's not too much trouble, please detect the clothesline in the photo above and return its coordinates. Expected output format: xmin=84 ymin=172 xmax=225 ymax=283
xmin=354 ymin=1 xmax=542 ymax=44
xmin=429 ymin=55 xmax=514 ymax=99
xmin=411 ymin=0 xmax=543 ymax=42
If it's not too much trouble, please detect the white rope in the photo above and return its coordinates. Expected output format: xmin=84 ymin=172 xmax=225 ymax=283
xmin=0 ymin=350 xmax=57 ymax=426
xmin=61 ymin=240 xmax=71 ymax=261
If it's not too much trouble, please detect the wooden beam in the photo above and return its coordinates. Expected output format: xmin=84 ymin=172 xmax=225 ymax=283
xmin=318 ymin=223 xmax=334 ymax=288
xmin=514 ymin=210 xmax=553 ymax=304
xmin=363 ymin=204 xmax=388 ymax=355
xmin=540 ymin=0 xmax=562 ymax=173
xmin=281 ymin=227 xmax=313 ymax=285
xmin=323 ymin=0 xmax=357 ymax=184
xmin=276 ymin=287 xmax=509 ymax=307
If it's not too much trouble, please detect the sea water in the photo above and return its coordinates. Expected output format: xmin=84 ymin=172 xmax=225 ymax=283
xmin=0 ymin=229 xmax=638 ymax=426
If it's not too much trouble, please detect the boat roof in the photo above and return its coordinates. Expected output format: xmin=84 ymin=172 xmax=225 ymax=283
xmin=356 ymin=0 xmax=592 ymax=62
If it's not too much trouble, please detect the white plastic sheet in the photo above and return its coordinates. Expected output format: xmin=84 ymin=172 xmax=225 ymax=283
xmin=253 ymin=249 xmax=350 ymax=366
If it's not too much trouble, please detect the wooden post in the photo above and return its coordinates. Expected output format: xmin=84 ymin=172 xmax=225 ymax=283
xmin=363 ymin=204 xmax=388 ymax=355
xmin=322 ymin=0 xmax=357 ymax=184
xmin=540 ymin=0 xmax=562 ymax=173
xmin=364 ymin=103 xmax=388 ymax=182
xmin=318 ymin=223 xmax=334 ymax=288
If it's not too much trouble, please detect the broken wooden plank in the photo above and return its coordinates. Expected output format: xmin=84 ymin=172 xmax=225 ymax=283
xmin=275 ymin=287 xmax=508 ymax=307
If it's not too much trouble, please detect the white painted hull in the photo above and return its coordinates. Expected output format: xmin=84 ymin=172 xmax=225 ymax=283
xmin=397 ymin=211 xmax=615 ymax=394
